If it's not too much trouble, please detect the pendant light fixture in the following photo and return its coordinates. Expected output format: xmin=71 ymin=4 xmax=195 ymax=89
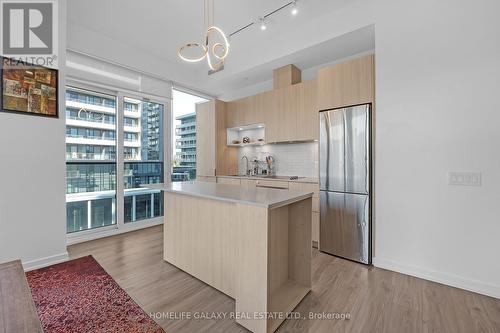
xmin=178 ymin=0 xmax=229 ymax=71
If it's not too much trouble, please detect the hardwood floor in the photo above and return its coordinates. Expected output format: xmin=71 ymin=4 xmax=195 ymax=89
xmin=68 ymin=225 xmax=500 ymax=333
xmin=0 ymin=261 xmax=43 ymax=333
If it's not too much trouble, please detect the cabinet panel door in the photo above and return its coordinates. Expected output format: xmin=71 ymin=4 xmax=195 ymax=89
xmin=271 ymin=85 xmax=298 ymax=142
xmin=296 ymin=80 xmax=319 ymax=141
xmin=197 ymin=176 xmax=216 ymax=182
xmin=196 ymin=101 xmax=216 ymax=177
xmin=312 ymin=212 xmax=319 ymax=244
xmin=217 ymin=177 xmax=241 ymax=185
xmin=226 ymin=101 xmax=240 ymax=128
xmin=317 ymin=54 xmax=374 ymax=111
xmin=239 ymin=96 xmax=255 ymax=126
xmin=253 ymin=91 xmax=272 ymax=125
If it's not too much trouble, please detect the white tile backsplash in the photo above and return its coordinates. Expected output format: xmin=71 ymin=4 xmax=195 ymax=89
xmin=237 ymin=142 xmax=319 ymax=178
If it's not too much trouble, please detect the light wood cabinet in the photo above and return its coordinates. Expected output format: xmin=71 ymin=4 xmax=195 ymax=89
xmin=255 ymin=179 xmax=289 ymax=189
xmin=226 ymin=79 xmax=318 ymax=143
xmin=226 ymin=95 xmax=256 ymax=128
xmin=288 ymin=182 xmax=319 ymax=198
xmin=312 ymin=212 xmax=320 ymax=246
xmin=317 ymin=54 xmax=375 ymax=111
xmin=197 ymin=100 xmax=237 ymax=178
xmin=296 ymin=80 xmax=319 ymax=141
xmin=253 ymin=91 xmax=272 ymax=125
xmin=196 ymin=101 xmax=216 ymax=177
xmin=289 ymin=182 xmax=320 ymax=244
xmin=217 ymin=177 xmax=241 ymax=186
xmin=197 ymin=176 xmax=216 ymax=182
xmin=240 ymin=178 xmax=258 ymax=188
xmin=266 ymin=80 xmax=318 ymax=143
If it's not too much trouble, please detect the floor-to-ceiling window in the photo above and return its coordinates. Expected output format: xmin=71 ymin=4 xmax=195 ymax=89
xmin=172 ymin=89 xmax=208 ymax=181
xmin=123 ymin=97 xmax=164 ymax=223
xmin=66 ymin=86 xmax=170 ymax=238
xmin=66 ymin=88 xmax=117 ymax=233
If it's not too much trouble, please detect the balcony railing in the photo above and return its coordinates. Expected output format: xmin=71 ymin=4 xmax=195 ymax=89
xmin=67 ymin=134 xmax=116 ymax=141
xmin=176 ymin=143 xmax=196 ymax=149
xmin=175 ymin=121 xmax=196 ymax=129
xmin=66 ymin=152 xmax=116 ymax=161
xmin=176 ymin=128 xmax=196 ymax=135
xmin=66 ymin=94 xmax=116 ymax=109
xmin=66 ymin=114 xmax=116 ymax=125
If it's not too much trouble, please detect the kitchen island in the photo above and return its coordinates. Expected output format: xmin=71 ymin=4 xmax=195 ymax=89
xmin=145 ymin=181 xmax=313 ymax=333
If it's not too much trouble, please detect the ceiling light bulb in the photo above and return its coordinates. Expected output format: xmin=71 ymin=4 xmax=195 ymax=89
xmin=291 ymin=1 xmax=298 ymax=15
xmin=259 ymin=18 xmax=267 ymax=31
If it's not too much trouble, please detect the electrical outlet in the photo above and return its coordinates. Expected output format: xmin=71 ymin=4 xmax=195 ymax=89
xmin=448 ymin=172 xmax=482 ymax=186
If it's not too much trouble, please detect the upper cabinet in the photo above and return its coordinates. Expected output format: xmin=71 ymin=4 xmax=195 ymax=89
xmin=317 ymin=54 xmax=375 ymax=111
xmin=227 ymin=80 xmax=318 ymax=143
xmin=224 ymin=55 xmax=374 ymax=144
xmin=296 ymin=79 xmax=318 ymax=141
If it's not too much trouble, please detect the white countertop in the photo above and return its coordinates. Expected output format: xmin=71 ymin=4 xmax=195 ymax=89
xmin=216 ymin=175 xmax=319 ymax=184
xmin=143 ymin=182 xmax=313 ymax=209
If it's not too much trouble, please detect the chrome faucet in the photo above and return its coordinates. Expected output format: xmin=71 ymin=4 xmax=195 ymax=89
xmin=241 ymin=155 xmax=250 ymax=176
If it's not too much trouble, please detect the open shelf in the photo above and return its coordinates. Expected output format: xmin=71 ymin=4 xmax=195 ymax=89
xmin=227 ymin=142 xmax=266 ymax=147
xmin=227 ymin=123 xmax=265 ymax=146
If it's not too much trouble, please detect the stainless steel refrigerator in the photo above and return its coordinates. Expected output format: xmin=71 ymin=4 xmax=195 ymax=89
xmin=319 ymin=104 xmax=371 ymax=264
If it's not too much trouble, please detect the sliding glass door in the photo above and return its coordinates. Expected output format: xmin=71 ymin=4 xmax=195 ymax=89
xmin=65 ymin=86 xmax=170 ymax=240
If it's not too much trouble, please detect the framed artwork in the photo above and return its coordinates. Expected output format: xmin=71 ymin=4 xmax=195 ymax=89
xmin=1 ymin=57 xmax=58 ymax=118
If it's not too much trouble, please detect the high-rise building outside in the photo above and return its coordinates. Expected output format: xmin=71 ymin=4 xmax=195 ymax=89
xmin=65 ymin=88 xmax=164 ymax=233
xmin=173 ymin=112 xmax=196 ymax=181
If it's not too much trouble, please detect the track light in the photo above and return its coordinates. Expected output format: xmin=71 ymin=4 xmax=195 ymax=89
xmin=259 ymin=17 xmax=267 ymax=31
xmin=291 ymin=0 xmax=298 ymax=15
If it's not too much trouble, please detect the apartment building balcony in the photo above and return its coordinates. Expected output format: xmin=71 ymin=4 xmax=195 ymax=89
xmin=66 ymin=152 xmax=116 ymax=161
xmin=66 ymin=100 xmax=116 ymax=115
xmin=124 ymin=140 xmax=141 ymax=148
xmin=176 ymin=142 xmax=196 ymax=149
xmin=177 ymin=156 xmax=196 ymax=163
xmin=124 ymin=125 xmax=141 ymax=133
xmin=66 ymin=136 xmax=116 ymax=146
xmin=66 ymin=117 xmax=116 ymax=131
xmin=175 ymin=128 xmax=196 ymax=135
xmin=124 ymin=110 xmax=141 ymax=118
xmin=175 ymin=121 xmax=196 ymax=130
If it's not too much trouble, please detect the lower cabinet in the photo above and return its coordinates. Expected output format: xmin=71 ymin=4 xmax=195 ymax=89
xmin=289 ymin=182 xmax=320 ymax=245
xmin=217 ymin=178 xmax=320 ymax=246
xmin=312 ymin=212 xmax=320 ymax=248
xmin=217 ymin=177 xmax=241 ymax=186
xmin=240 ymin=179 xmax=258 ymax=188
xmin=197 ymin=176 xmax=216 ymax=182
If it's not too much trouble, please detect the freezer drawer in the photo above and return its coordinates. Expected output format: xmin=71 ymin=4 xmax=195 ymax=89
xmin=319 ymin=191 xmax=370 ymax=264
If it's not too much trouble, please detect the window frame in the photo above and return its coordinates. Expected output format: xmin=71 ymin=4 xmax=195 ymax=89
xmin=66 ymin=83 xmax=172 ymax=245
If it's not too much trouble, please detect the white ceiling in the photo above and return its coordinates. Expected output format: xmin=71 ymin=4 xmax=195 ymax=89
xmin=67 ymin=0 xmax=375 ymax=98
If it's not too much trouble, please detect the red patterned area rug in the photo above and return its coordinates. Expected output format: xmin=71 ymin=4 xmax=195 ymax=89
xmin=26 ymin=255 xmax=165 ymax=333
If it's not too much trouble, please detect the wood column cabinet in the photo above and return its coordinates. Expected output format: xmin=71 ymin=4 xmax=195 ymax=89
xmin=317 ymin=54 xmax=375 ymax=111
xmin=196 ymin=101 xmax=216 ymax=177
xmin=196 ymin=100 xmax=237 ymax=178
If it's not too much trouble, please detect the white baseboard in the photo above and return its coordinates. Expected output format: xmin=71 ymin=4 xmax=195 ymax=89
xmin=66 ymin=219 xmax=163 ymax=246
xmin=23 ymin=252 xmax=69 ymax=271
xmin=373 ymin=257 xmax=500 ymax=300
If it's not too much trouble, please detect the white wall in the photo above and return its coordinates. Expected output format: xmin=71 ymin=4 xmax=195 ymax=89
xmin=374 ymin=0 xmax=500 ymax=298
xmin=0 ymin=0 xmax=68 ymax=269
